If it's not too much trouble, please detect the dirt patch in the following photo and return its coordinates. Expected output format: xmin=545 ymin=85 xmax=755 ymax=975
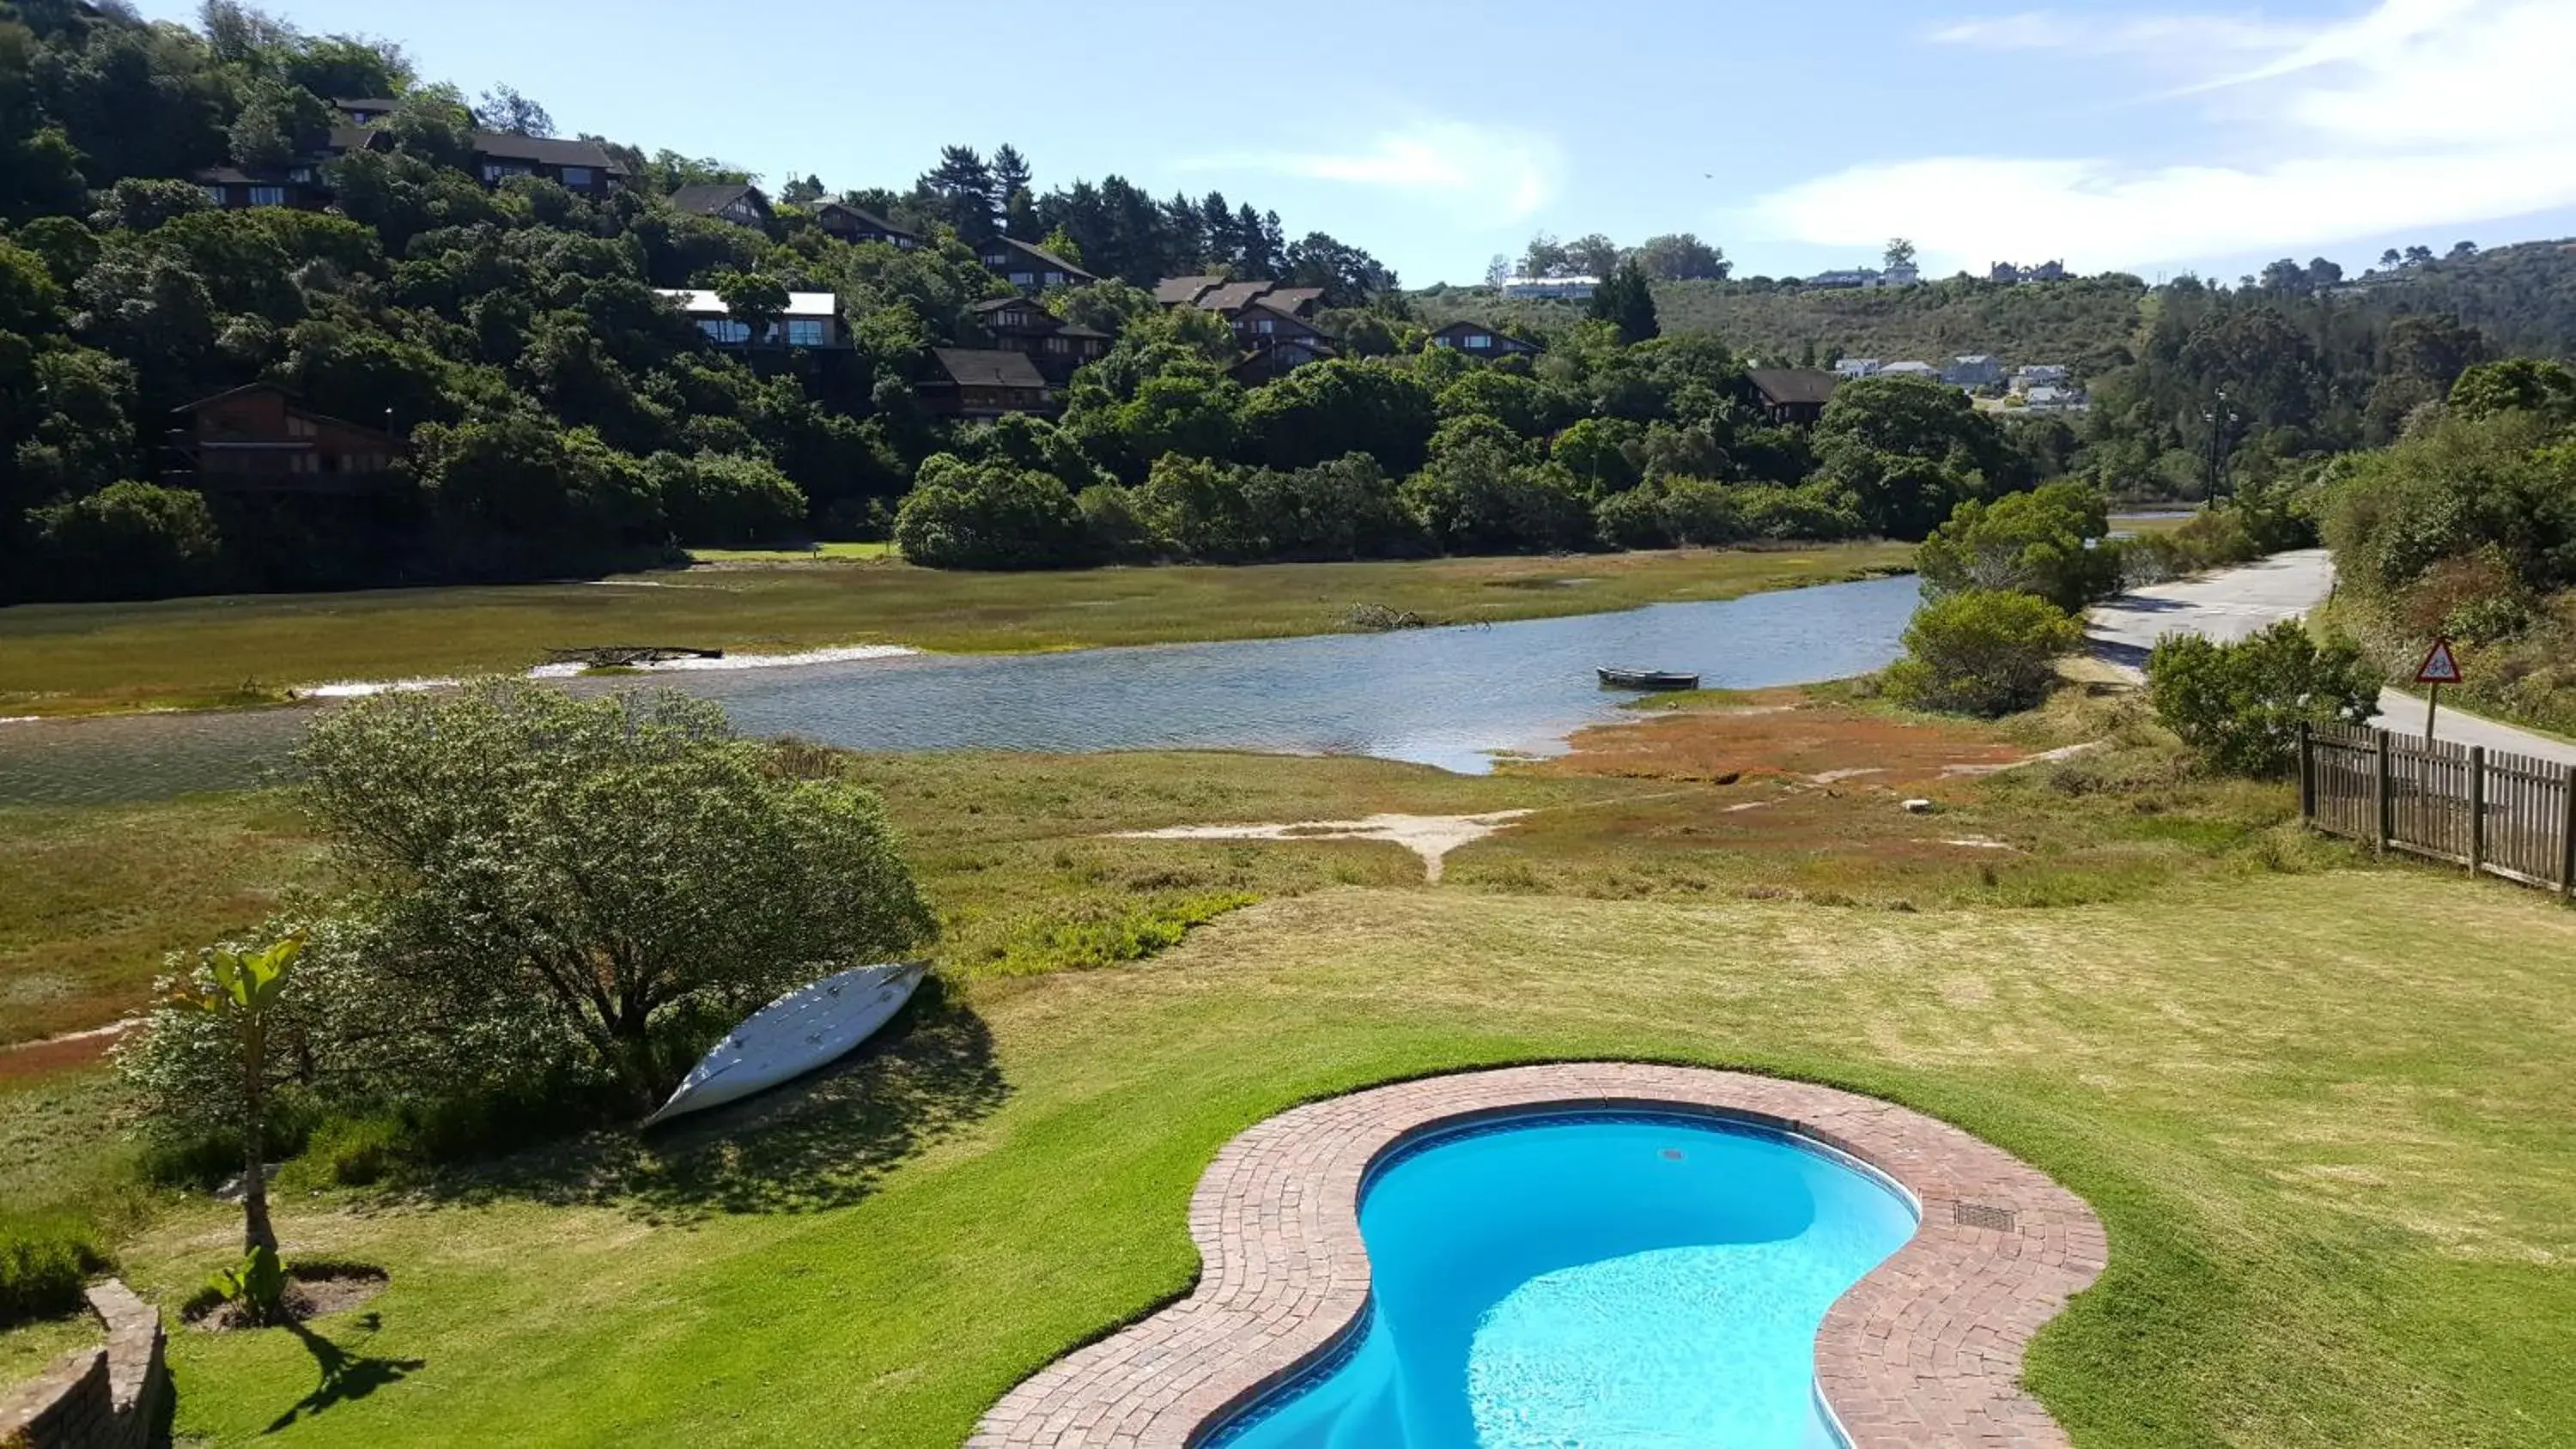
xmin=185 ymin=1263 xmax=388 ymax=1331
xmin=1543 ymin=694 xmax=2029 ymax=788
xmin=0 ymin=1022 xmax=125 ymax=1082
xmin=1113 ymin=812 xmax=1534 ymax=882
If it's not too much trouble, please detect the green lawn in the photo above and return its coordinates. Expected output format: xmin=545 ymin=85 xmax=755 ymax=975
xmin=684 ymin=542 xmax=896 ymax=563
xmin=88 ymin=868 xmax=2576 ymax=1448
xmin=10 ymin=694 xmax=2572 ymax=1446
xmin=0 ymin=543 xmax=1910 ymax=718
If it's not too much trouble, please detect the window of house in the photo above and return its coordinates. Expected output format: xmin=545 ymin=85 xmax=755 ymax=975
xmin=1466 ymin=333 xmax=1492 ymax=349
xmin=288 ymin=167 xmax=314 ymax=184
xmin=480 ymin=161 xmax=530 ymax=182
xmin=698 ymin=318 xmax=750 ymax=344
xmin=203 ymin=185 xmax=227 ymax=205
xmin=1009 ymin=271 xmax=1035 ymax=288
xmin=1043 ymin=271 xmax=1066 ymax=287
xmin=249 ymin=186 xmax=287 ymax=207
xmin=1255 ymin=318 xmax=1275 ymax=334
xmin=1044 ymin=336 xmax=1069 ymax=353
xmin=287 ymin=415 xmax=317 ymax=437
xmin=786 ymin=319 xmax=826 ymax=347
xmin=561 ymin=167 xmax=594 ymax=188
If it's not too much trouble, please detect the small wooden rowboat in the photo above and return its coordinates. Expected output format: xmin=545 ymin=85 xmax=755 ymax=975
xmin=641 ymin=961 xmax=927 ymax=1127
xmin=1595 ymin=666 xmax=1701 ymax=691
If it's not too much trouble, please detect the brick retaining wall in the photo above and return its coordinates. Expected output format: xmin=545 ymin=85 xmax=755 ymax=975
xmin=0 ymin=1282 xmax=170 ymax=1449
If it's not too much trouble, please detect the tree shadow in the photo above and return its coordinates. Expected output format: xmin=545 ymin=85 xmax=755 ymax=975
xmin=264 ymin=1313 xmax=425 ymax=1434
xmin=395 ymin=977 xmax=1010 ymax=1222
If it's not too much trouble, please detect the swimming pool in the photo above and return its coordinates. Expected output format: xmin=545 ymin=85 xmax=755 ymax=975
xmin=1204 ymin=1111 xmax=1919 ymax=1449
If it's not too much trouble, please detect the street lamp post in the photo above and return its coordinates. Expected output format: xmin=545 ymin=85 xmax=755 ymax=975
xmin=2201 ymin=389 xmax=2239 ymax=502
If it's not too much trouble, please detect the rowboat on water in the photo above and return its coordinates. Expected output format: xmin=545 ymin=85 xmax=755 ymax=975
xmin=1595 ymin=666 xmax=1702 ymax=691
xmin=641 ymin=961 xmax=927 ymax=1127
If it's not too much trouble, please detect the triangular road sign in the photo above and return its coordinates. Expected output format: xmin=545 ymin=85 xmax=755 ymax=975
xmin=2415 ymin=638 xmax=2464 ymax=685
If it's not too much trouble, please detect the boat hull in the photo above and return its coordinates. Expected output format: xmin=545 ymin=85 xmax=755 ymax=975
xmin=642 ymin=961 xmax=927 ymax=1127
xmin=1595 ymin=667 xmax=1701 ymax=690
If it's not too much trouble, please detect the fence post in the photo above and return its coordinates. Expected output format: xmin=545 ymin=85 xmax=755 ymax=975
xmin=2373 ymin=731 xmax=2392 ymax=855
xmin=2467 ymin=746 xmax=2486 ymax=877
xmin=2297 ymin=724 xmax=2315 ymax=825
xmin=2561 ymin=763 xmax=2576 ymax=902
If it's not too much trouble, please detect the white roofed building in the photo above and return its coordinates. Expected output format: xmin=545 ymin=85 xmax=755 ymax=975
xmin=654 ymin=288 xmax=845 ymax=349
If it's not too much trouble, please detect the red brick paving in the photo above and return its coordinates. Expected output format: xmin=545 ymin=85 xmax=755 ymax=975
xmin=968 ymin=1064 xmax=2107 ymax=1448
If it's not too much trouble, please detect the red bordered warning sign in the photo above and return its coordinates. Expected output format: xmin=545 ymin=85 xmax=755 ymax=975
xmin=2415 ymin=638 xmax=2464 ymax=685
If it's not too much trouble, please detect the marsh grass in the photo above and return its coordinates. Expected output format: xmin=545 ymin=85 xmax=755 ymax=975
xmin=0 ymin=544 xmax=1911 ymax=718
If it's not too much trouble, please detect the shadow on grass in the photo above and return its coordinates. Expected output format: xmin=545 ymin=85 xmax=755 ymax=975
xmin=264 ymin=1313 xmax=424 ymax=1434
xmin=395 ymin=977 xmax=1009 ymax=1222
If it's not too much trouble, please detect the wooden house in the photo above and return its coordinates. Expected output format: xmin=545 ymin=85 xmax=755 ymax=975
xmin=816 ymin=203 xmax=919 ymax=250
xmin=168 ymin=384 xmax=402 ymax=491
xmin=918 ymin=349 xmax=1055 ymax=418
xmin=976 ymin=236 xmax=1097 ymax=293
xmin=1425 ymin=320 xmax=1540 ymax=358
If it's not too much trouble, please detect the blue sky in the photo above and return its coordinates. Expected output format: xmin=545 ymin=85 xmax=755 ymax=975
xmin=137 ymin=0 xmax=2576 ymax=286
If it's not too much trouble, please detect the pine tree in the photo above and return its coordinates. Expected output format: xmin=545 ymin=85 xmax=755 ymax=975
xmin=1589 ymin=258 xmax=1660 ymax=345
xmin=920 ymin=145 xmax=997 ymax=242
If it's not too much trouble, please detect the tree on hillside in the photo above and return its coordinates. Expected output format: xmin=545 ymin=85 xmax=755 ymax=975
xmin=991 ymin=142 xmax=1036 ymax=238
xmin=472 ymin=84 xmax=552 ymax=137
xmin=1884 ymin=237 xmax=1917 ymax=272
xmin=1521 ymin=232 xmax=1569 ymax=278
xmin=1635 ymin=233 xmax=1728 ymax=282
xmin=1564 ymin=233 xmax=1619 ymax=280
xmin=920 ymin=143 xmax=997 ymax=242
xmin=1589 ymin=258 xmax=1659 ymax=345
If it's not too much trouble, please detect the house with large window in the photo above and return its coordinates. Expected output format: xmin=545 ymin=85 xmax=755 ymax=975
xmin=969 ymin=297 xmax=1109 ymax=384
xmin=917 ymin=348 xmax=1055 ymax=418
xmin=1425 ymin=320 xmax=1539 ymax=359
xmin=331 ymin=97 xmax=400 ymax=124
xmin=816 ymin=203 xmax=919 ymax=250
xmin=670 ymin=182 xmax=773 ymax=230
xmin=192 ymin=166 xmax=330 ymax=210
xmin=1943 ymin=355 xmax=2003 ymax=388
xmin=976 ymin=236 xmax=1097 ymax=293
xmin=468 ymin=133 xmax=626 ymax=195
xmin=168 ymin=384 xmax=403 ymax=491
xmin=653 ymin=289 xmax=845 ymax=349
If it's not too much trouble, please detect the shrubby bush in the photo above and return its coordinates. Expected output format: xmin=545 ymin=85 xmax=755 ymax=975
xmin=1883 ymin=588 xmax=2082 ymax=717
xmin=645 ymin=451 xmax=808 ymax=547
xmin=1917 ymin=482 xmax=2117 ymax=613
xmin=1399 ymin=438 xmax=1591 ymax=555
xmin=23 ymin=480 xmax=222 ymax=599
xmin=0 ymin=1214 xmax=109 ymax=1327
xmin=894 ymin=454 xmax=1091 ymax=568
xmin=2147 ymin=620 xmax=2380 ymax=776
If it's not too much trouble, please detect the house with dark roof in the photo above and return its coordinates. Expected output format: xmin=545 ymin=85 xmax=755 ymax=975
xmin=976 ymin=236 xmax=1096 ymax=293
xmin=1746 ymin=368 xmax=1839 ymax=424
xmin=1230 ymin=335 xmax=1334 ymax=385
xmin=816 ymin=203 xmax=918 ymax=250
xmin=192 ymin=166 xmax=330 ymax=211
xmin=1153 ymin=275 xmax=1224 ymax=306
xmin=969 ymin=297 xmax=1109 ymax=384
xmin=1258 ymin=286 xmax=1326 ymax=318
xmin=168 ymin=383 xmax=403 ymax=491
xmin=670 ymin=182 xmax=772 ymax=229
xmin=331 ymin=97 xmax=401 ymax=124
xmin=468 ymin=132 xmax=625 ymax=195
xmin=1425 ymin=320 xmax=1540 ymax=359
xmin=917 ymin=348 xmax=1055 ymax=418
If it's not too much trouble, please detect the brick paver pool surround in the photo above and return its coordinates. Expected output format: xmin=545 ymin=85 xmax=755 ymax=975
xmin=969 ymin=1063 xmax=2109 ymax=1449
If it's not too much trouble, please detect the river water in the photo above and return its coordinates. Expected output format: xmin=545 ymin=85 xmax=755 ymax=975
xmin=0 ymin=574 xmax=1919 ymax=807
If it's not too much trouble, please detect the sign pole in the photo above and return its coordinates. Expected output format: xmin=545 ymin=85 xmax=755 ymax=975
xmin=2413 ymin=636 xmax=2463 ymax=746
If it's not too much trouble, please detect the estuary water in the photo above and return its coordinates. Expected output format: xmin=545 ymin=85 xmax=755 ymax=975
xmin=0 ymin=573 xmax=1918 ymax=806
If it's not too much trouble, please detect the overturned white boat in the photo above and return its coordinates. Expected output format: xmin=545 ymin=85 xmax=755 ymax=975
xmin=641 ymin=961 xmax=927 ymax=1127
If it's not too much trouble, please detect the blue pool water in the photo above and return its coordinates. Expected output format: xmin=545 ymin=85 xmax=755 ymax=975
xmin=1208 ymin=1112 xmax=1918 ymax=1449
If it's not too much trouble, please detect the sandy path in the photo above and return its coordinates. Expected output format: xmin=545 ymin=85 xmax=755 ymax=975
xmin=1112 ymin=811 xmax=1534 ymax=882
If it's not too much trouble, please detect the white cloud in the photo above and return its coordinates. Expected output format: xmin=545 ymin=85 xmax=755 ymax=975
xmin=1184 ymin=121 xmax=1561 ymax=223
xmin=1765 ymin=0 xmax=2576 ymax=273
xmin=1926 ymin=9 xmax=2312 ymax=55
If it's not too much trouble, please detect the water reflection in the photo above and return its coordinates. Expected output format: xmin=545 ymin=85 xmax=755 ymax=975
xmin=0 ymin=575 xmax=1917 ymax=807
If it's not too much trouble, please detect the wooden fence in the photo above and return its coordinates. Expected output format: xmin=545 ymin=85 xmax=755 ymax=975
xmin=2301 ymin=723 xmax=2576 ymax=896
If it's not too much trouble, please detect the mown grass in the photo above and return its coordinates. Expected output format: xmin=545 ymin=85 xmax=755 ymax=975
xmin=0 ymin=543 xmax=1910 ymax=718
xmin=65 ymin=868 xmax=2576 ymax=1448
xmin=685 ymin=542 xmax=896 ymax=563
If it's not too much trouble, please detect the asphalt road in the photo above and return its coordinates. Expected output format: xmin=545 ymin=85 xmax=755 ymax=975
xmin=2087 ymin=548 xmax=2576 ymax=766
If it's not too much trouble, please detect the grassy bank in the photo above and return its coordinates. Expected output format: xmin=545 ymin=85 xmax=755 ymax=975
xmin=9 ymin=689 xmax=2573 ymax=1446
xmin=0 ymin=543 xmax=1909 ymax=718
xmin=70 ymin=868 xmax=2576 ymax=1449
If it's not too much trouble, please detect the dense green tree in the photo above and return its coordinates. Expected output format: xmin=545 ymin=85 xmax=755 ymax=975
xmin=893 ymin=454 xmax=1089 ymax=568
xmin=24 ymin=479 xmax=222 ymax=598
xmin=1235 ymin=358 xmax=1437 ymax=473
xmin=1916 ymin=481 xmax=2117 ymax=612
xmin=1588 ymin=258 xmax=1659 ymax=345
xmin=1633 ymin=233 xmax=1728 ymax=282
xmin=1883 ymin=588 xmax=2080 ymax=717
